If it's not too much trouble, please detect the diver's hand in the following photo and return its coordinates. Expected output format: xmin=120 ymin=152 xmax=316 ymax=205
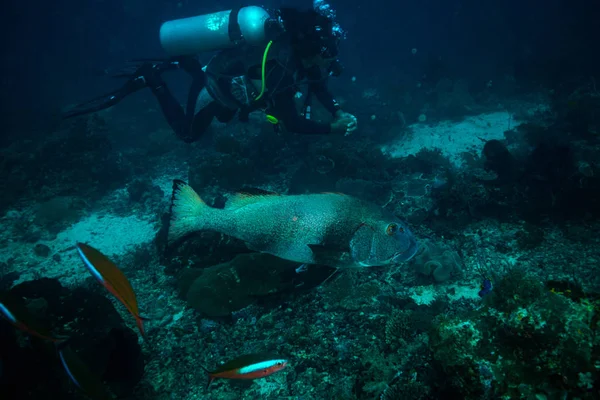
xmin=331 ymin=116 xmax=355 ymax=135
xmin=333 ymin=110 xmax=358 ymax=136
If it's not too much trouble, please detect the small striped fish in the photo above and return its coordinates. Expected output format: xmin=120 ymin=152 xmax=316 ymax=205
xmin=205 ymin=353 xmax=288 ymax=388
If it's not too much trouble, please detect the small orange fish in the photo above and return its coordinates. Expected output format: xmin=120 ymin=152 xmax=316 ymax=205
xmin=75 ymin=243 xmax=146 ymax=337
xmin=205 ymin=353 xmax=288 ymax=388
xmin=0 ymin=292 xmax=65 ymax=343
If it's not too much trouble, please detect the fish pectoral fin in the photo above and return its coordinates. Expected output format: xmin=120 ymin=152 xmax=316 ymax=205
xmin=225 ymin=187 xmax=280 ymax=210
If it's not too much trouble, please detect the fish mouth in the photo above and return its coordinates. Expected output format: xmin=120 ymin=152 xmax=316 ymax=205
xmin=392 ymin=240 xmax=419 ymax=263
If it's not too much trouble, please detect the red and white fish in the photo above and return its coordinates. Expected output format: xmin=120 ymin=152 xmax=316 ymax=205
xmin=0 ymin=291 xmax=112 ymax=399
xmin=75 ymin=242 xmax=146 ymax=337
xmin=204 ymin=353 xmax=288 ymax=388
xmin=0 ymin=291 xmax=65 ymax=342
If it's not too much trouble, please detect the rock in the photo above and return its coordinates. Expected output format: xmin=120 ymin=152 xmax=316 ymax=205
xmin=184 ymin=253 xmax=298 ymax=317
xmin=0 ymin=270 xmax=20 ymax=291
xmin=188 ymin=153 xmax=259 ymax=191
xmin=335 ymin=178 xmax=391 ymax=204
xmin=3 ymin=278 xmax=145 ymax=398
xmin=289 ymin=165 xmax=337 ymax=194
xmin=127 ymin=179 xmax=164 ymax=204
xmin=182 ymin=253 xmax=337 ymax=317
xmin=127 ymin=179 xmax=150 ymax=203
xmin=412 ymin=239 xmax=462 ymax=283
xmin=33 ymin=243 xmax=51 ymax=258
xmin=156 ymin=212 xmax=253 ymax=275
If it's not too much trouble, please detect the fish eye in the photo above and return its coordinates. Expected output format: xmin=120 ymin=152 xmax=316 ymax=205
xmin=386 ymin=223 xmax=401 ymax=236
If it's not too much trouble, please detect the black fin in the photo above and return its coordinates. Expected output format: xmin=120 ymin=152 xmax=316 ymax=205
xmin=163 ymin=179 xmax=189 ymax=259
xmin=170 ymin=179 xmax=189 ymax=214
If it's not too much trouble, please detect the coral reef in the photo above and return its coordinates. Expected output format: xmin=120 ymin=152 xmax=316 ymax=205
xmin=2 ymin=14 xmax=600 ymax=399
xmin=1 ymin=278 xmax=144 ymax=399
xmin=412 ymin=239 xmax=462 ymax=283
xmin=180 ymin=253 xmax=298 ymax=317
xmin=385 ymin=309 xmax=415 ymax=347
xmin=429 ymin=268 xmax=600 ymax=399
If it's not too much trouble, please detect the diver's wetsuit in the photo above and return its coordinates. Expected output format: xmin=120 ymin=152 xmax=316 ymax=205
xmin=147 ymin=43 xmax=339 ymax=143
xmin=263 ymin=63 xmax=339 ymax=134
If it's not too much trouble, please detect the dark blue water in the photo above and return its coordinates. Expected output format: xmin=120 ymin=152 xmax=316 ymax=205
xmin=1 ymin=1 xmax=600 ymax=399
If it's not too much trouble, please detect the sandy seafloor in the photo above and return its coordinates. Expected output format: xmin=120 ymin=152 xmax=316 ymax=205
xmin=2 ymin=100 xmax=599 ymax=399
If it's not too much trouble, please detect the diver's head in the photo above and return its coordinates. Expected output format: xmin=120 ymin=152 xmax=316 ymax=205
xmin=278 ymin=7 xmax=341 ymax=67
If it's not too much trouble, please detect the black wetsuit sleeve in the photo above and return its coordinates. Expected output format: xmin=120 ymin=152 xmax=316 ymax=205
xmin=271 ymin=88 xmax=332 ymax=134
xmin=306 ymin=66 xmax=340 ymax=116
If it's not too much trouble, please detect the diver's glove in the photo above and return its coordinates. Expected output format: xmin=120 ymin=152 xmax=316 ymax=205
xmin=332 ymin=110 xmax=358 ymax=136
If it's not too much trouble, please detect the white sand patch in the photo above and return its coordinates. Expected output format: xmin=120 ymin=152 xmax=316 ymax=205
xmin=446 ymin=283 xmax=482 ymax=302
xmin=2 ymin=212 xmax=157 ymax=287
xmin=408 ymin=283 xmax=482 ymax=306
xmin=56 ymin=213 xmax=156 ymax=256
xmin=381 ymin=111 xmax=522 ymax=167
xmin=408 ymin=285 xmax=438 ymax=305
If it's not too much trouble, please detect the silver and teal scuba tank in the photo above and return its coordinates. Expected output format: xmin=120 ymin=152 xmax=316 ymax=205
xmin=159 ymin=6 xmax=273 ymax=57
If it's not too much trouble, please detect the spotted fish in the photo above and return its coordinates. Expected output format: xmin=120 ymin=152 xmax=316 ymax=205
xmin=168 ymin=180 xmax=418 ymax=267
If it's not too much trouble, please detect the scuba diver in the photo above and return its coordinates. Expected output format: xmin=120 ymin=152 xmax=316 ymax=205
xmin=62 ymin=5 xmax=358 ymax=143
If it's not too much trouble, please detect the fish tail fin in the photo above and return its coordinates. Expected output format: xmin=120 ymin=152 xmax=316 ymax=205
xmin=53 ymin=336 xmax=73 ymax=348
xmin=205 ymin=376 xmax=215 ymax=390
xmin=53 ymin=335 xmax=72 ymax=345
xmin=199 ymin=366 xmax=214 ymax=390
xmin=135 ymin=315 xmax=146 ymax=338
xmin=168 ymin=180 xmax=212 ymax=244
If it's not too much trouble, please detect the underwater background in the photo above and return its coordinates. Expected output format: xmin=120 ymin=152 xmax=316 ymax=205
xmin=2 ymin=0 xmax=600 ymax=399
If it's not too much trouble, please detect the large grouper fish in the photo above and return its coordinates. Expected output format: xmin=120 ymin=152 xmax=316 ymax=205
xmin=167 ymin=180 xmax=419 ymax=267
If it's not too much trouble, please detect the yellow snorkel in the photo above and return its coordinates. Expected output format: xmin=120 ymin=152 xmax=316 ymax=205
xmin=254 ymin=40 xmax=273 ymax=101
xmin=254 ymin=40 xmax=279 ymax=126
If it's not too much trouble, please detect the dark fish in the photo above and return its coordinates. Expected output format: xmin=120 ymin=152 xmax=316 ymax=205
xmin=57 ymin=342 xmax=113 ymax=400
xmin=205 ymin=353 xmax=288 ymax=388
xmin=478 ymin=278 xmax=493 ymax=297
xmin=75 ymin=243 xmax=146 ymax=337
xmin=0 ymin=292 xmax=112 ymax=398
xmin=0 ymin=291 xmax=64 ymax=342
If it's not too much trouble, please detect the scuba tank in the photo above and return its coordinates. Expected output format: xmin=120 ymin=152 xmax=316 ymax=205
xmin=160 ymin=6 xmax=276 ymax=56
